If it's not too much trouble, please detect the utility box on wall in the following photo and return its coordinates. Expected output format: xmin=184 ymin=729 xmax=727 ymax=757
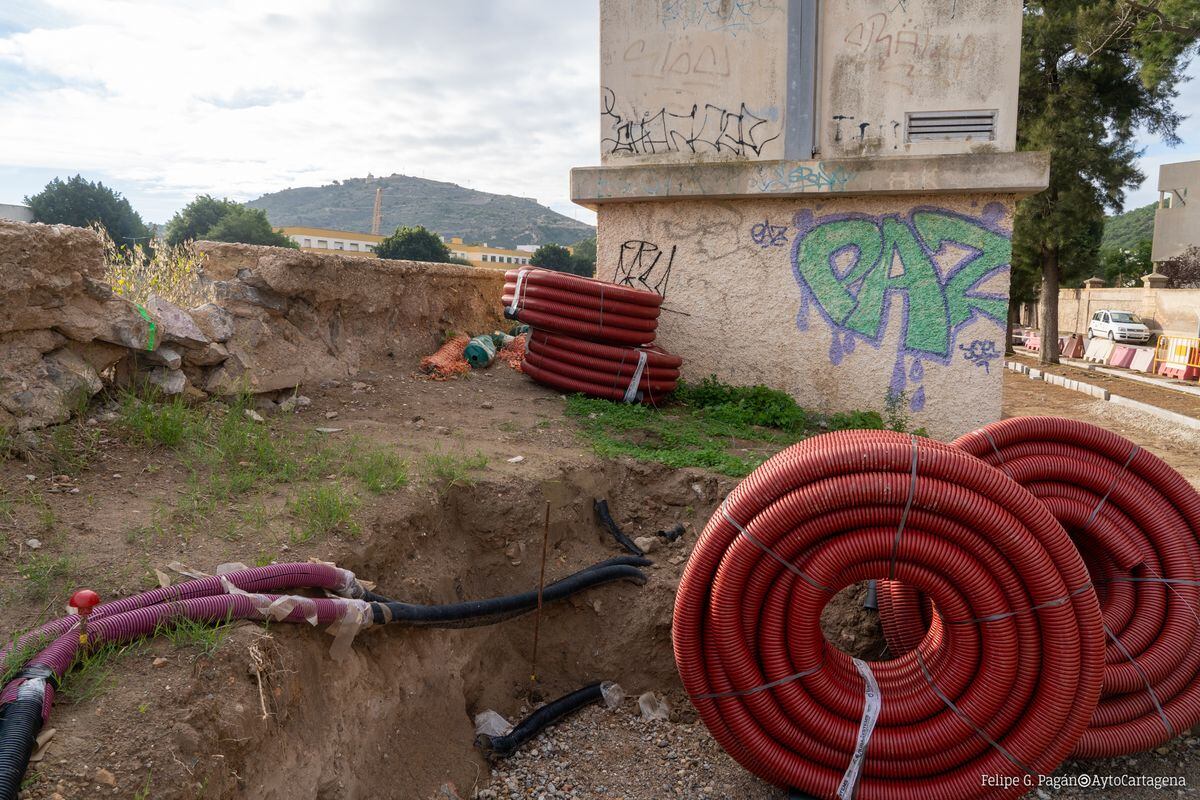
xmin=574 ymin=0 xmax=1049 ymax=439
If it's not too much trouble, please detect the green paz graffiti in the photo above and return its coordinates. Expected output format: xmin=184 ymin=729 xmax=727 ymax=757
xmin=790 ymin=205 xmax=1011 ymax=411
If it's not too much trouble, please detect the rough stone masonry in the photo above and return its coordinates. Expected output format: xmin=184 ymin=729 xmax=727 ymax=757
xmin=0 ymin=220 xmax=504 ymax=433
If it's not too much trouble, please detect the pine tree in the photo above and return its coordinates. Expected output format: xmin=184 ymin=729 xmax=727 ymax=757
xmin=1015 ymin=0 xmax=1199 ymax=364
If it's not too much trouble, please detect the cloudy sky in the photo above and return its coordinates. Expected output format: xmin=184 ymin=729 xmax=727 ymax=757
xmin=0 ymin=1 xmax=1197 ymax=227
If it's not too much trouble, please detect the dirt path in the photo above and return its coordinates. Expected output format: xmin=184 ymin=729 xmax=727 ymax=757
xmin=3 ymin=364 xmax=1200 ymax=799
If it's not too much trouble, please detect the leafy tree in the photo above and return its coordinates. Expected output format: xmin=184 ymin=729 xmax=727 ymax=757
xmin=1160 ymin=245 xmax=1200 ymax=287
xmin=571 ymin=236 xmax=597 ymax=277
xmin=1099 ymin=239 xmax=1153 ymax=287
xmin=1015 ymin=0 xmax=1200 ymax=365
xmin=163 ymin=195 xmax=294 ymax=248
xmin=375 ymin=225 xmax=453 ymax=262
xmin=25 ymin=175 xmax=150 ymax=245
xmin=530 ymin=244 xmax=580 ymax=275
xmin=205 ymin=206 xmax=297 ymax=248
xmin=164 ymin=195 xmax=242 ymax=245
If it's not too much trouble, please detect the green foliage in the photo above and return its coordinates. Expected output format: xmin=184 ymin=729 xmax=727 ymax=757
xmin=1013 ymin=1 xmax=1199 ymax=355
xmin=164 ymin=195 xmax=243 ymax=245
xmin=206 ymin=206 xmax=297 ymax=248
xmin=1 ymin=631 xmax=56 ymax=686
xmin=531 ymin=241 xmax=596 ymax=277
xmin=375 ymin=225 xmax=453 ymax=262
xmin=422 ymin=449 xmax=489 ymax=487
xmin=565 ymin=378 xmax=888 ymax=477
xmin=163 ymin=195 xmax=296 ymax=248
xmin=25 ymin=175 xmax=150 ymax=244
xmin=1101 ymin=202 xmax=1158 ymax=250
xmin=44 ymin=423 xmax=101 ymax=477
xmin=1099 ymin=239 xmax=1153 ymax=287
xmin=289 ymin=485 xmax=360 ymax=542
xmin=59 ymin=640 xmax=140 ymax=705
xmin=344 ymin=446 xmax=409 ymax=493
xmin=531 ymin=243 xmax=575 ymax=271
xmin=155 ymin=612 xmax=233 ymax=658
xmin=571 ymin=236 xmax=597 ymax=276
xmin=117 ymin=390 xmax=208 ymax=448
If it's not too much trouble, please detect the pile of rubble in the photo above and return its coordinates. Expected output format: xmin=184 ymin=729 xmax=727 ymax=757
xmin=1 ymin=220 xmax=504 ymax=433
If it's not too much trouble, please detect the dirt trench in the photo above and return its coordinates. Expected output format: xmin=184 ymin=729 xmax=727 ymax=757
xmin=26 ymin=460 xmax=733 ymax=800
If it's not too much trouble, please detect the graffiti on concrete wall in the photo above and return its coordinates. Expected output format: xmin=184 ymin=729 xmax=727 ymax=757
xmin=959 ymin=339 xmax=1001 ymax=374
xmin=658 ymin=0 xmax=784 ymax=35
xmin=602 ymin=88 xmax=780 ymax=158
xmin=750 ymin=219 xmax=789 ymax=248
xmin=789 ymin=204 xmax=1010 ymax=411
xmin=754 ymin=162 xmax=855 ymax=193
xmin=614 ymin=240 xmax=676 ymax=298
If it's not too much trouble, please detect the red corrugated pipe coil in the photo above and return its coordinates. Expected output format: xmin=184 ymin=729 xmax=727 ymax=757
xmin=674 ymin=429 xmax=1105 ymax=799
xmin=879 ymin=417 xmax=1200 ymax=758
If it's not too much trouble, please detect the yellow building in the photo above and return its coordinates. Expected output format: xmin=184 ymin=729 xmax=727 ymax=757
xmin=278 ymin=227 xmax=544 ymax=269
xmin=444 ymin=237 xmax=535 ymax=270
xmin=280 ymin=226 xmax=383 ymax=256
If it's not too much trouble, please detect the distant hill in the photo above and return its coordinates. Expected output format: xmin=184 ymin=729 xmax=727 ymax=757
xmin=246 ymin=174 xmax=593 ymax=250
xmin=1101 ymin=202 xmax=1157 ymax=250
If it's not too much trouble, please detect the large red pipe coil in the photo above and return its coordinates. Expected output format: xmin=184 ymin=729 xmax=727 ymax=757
xmin=880 ymin=417 xmax=1200 ymax=758
xmin=503 ymin=268 xmax=663 ymax=308
xmin=674 ymin=430 xmax=1105 ymax=799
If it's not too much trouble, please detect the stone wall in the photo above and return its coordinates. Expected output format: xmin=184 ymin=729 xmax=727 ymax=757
xmin=1 ymin=221 xmax=505 ymax=432
xmin=597 ymin=193 xmax=1016 ymax=438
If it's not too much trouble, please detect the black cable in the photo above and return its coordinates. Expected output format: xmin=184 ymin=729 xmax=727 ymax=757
xmin=362 ymin=555 xmax=653 ymax=606
xmin=376 ymin=564 xmax=647 ymax=627
xmin=594 ymin=499 xmax=644 ymax=555
xmin=475 ymin=682 xmax=606 ymax=758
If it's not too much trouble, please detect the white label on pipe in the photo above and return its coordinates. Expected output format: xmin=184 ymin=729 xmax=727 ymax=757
xmin=837 ymin=658 xmax=881 ymax=800
xmin=507 ymin=268 xmax=530 ymax=314
xmin=623 ymin=349 xmax=648 ymax=404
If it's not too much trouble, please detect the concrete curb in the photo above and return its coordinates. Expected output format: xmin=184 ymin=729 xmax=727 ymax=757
xmin=1005 ymin=360 xmax=1200 ymax=430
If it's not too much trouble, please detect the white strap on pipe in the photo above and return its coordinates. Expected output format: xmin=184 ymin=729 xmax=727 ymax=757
xmin=507 ymin=268 xmax=530 ymax=314
xmin=837 ymin=658 xmax=881 ymax=799
xmin=622 ymin=349 xmax=648 ymax=404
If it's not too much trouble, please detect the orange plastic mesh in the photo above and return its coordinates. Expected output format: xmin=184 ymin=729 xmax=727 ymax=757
xmin=419 ymin=334 xmax=471 ymax=380
xmin=497 ymin=334 xmax=526 ymax=372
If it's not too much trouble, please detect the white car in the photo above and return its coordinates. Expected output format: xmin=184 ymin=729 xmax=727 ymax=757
xmin=1088 ymin=310 xmax=1152 ymax=343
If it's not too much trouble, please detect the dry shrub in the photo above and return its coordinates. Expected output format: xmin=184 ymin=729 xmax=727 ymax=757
xmin=95 ymin=224 xmax=213 ymax=307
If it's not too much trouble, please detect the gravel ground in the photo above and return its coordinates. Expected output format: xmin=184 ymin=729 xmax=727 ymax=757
xmin=475 ymin=699 xmax=783 ymax=800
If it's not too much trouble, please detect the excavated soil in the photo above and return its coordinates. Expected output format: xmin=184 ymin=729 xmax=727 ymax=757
xmin=2 ymin=365 xmax=1199 ymax=799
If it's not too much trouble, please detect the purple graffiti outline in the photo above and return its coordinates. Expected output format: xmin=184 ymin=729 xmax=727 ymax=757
xmin=790 ymin=203 xmax=1011 ymax=410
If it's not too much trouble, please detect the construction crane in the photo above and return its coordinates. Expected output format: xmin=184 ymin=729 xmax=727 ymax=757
xmin=371 ymin=187 xmax=383 ymax=236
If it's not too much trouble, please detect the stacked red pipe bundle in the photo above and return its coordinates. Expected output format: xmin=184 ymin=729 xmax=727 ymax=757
xmin=879 ymin=417 xmax=1200 ymax=758
xmin=674 ymin=430 xmax=1105 ymax=799
xmin=503 ymin=268 xmax=681 ymax=402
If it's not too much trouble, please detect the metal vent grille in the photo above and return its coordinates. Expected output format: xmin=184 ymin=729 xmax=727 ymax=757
xmin=906 ymin=110 xmax=997 ymax=142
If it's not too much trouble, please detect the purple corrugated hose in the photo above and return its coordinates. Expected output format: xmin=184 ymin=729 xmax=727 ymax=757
xmin=2 ymin=592 xmax=368 ymax=719
xmin=0 ymin=563 xmax=361 ymax=667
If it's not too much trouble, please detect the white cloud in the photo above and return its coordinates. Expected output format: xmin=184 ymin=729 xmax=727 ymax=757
xmin=1128 ymin=59 xmax=1200 ymax=209
xmin=0 ymin=0 xmax=601 ymax=222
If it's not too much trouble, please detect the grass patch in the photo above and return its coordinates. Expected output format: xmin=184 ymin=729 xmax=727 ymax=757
xmin=59 ymin=640 xmax=141 ymax=704
xmin=564 ymin=376 xmax=891 ymax=477
xmin=44 ymin=423 xmax=101 ymax=476
xmin=156 ymin=612 xmax=234 ymax=659
xmin=117 ymin=389 xmax=208 ymax=448
xmin=344 ymin=446 xmax=408 ymax=493
xmin=16 ymin=554 xmax=74 ymax=603
xmin=423 ymin=449 xmax=489 ymax=488
xmin=289 ymin=485 xmax=360 ymax=542
xmin=1 ymin=630 xmax=57 ymax=686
